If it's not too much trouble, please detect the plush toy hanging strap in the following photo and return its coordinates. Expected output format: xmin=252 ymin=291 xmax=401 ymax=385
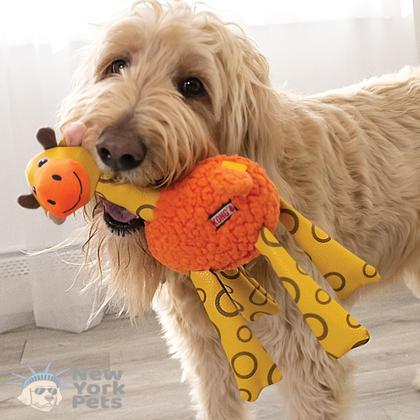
xmin=190 ymin=269 xmax=282 ymax=402
xmin=255 ymin=228 xmax=370 ymax=359
xmin=279 ymin=199 xmax=381 ymax=298
xmin=216 ymin=268 xmax=279 ymax=321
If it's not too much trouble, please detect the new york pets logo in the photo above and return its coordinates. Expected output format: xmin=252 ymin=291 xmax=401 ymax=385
xmin=8 ymin=363 xmax=125 ymax=411
xmin=8 ymin=363 xmax=68 ymax=412
xmin=72 ymin=368 xmax=124 ymax=409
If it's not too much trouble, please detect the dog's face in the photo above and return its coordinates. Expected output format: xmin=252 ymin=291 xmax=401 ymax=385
xmin=59 ymin=0 xmax=276 ymax=316
xmin=75 ymin=8 xmax=221 ymax=190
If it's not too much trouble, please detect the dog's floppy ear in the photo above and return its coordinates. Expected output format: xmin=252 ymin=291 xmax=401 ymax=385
xmin=36 ymin=127 xmax=58 ymax=150
xmin=17 ymin=193 xmax=40 ymax=209
xmin=203 ymin=18 xmax=278 ymax=159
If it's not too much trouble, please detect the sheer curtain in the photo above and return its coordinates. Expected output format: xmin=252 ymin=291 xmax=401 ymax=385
xmin=199 ymin=0 xmax=413 ymax=25
xmin=0 ymin=1 xmax=417 ymax=331
xmin=0 ymin=0 xmax=417 ymax=252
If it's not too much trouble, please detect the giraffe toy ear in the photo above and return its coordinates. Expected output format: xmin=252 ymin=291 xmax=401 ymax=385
xmin=36 ymin=127 xmax=57 ymax=150
xmin=17 ymin=193 xmax=40 ymax=209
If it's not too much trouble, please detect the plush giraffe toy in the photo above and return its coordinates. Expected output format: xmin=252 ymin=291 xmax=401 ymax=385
xmin=18 ymin=128 xmax=381 ymax=402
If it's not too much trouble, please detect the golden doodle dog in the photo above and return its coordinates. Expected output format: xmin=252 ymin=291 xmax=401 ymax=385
xmin=57 ymin=1 xmax=420 ymax=418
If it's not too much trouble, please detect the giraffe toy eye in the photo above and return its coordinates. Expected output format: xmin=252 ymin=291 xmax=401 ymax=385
xmin=38 ymin=158 xmax=48 ymax=168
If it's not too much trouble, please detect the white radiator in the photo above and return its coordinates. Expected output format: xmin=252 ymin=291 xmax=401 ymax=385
xmin=0 ymin=247 xmax=104 ymax=333
xmin=0 ymin=253 xmax=33 ymax=333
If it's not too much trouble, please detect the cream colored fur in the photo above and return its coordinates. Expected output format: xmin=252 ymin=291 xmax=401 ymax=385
xmin=58 ymin=1 xmax=420 ymax=419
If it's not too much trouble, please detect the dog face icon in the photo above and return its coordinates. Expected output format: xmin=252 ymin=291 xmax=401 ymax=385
xmin=9 ymin=363 xmax=67 ymax=412
xmin=17 ymin=379 xmax=63 ymax=412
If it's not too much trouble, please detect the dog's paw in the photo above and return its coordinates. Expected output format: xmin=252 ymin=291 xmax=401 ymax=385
xmin=412 ymin=368 xmax=420 ymax=391
xmin=404 ymin=274 xmax=420 ymax=300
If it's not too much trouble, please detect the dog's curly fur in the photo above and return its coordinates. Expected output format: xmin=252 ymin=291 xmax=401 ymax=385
xmin=58 ymin=1 xmax=420 ymax=418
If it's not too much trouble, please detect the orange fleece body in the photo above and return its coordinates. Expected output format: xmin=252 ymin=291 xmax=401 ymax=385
xmin=145 ymin=155 xmax=280 ymax=273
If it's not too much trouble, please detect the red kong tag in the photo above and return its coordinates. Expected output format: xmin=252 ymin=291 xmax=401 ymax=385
xmin=209 ymin=201 xmax=237 ymax=229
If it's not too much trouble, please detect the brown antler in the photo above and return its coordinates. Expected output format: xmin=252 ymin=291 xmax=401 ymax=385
xmin=36 ymin=127 xmax=57 ymax=150
xmin=17 ymin=193 xmax=40 ymax=209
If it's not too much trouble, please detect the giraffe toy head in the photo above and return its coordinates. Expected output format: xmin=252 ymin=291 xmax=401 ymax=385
xmin=17 ymin=128 xmax=100 ymax=219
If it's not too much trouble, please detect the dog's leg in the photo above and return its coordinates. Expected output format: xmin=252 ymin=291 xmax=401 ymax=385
xmin=405 ymin=271 xmax=420 ymax=300
xmin=406 ymin=265 xmax=420 ymax=391
xmin=405 ymin=252 xmax=420 ymax=300
xmin=154 ymin=278 xmax=252 ymax=420
xmin=402 ymin=240 xmax=420 ymax=391
xmin=399 ymin=231 xmax=420 ymax=300
xmin=400 ymin=270 xmax=420 ymax=391
xmin=257 ymin=311 xmax=352 ymax=420
xmin=253 ymin=308 xmax=352 ymax=420
xmin=282 ymin=344 xmax=352 ymax=420
xmin=251 ymin=255 xmax=353 ymax=420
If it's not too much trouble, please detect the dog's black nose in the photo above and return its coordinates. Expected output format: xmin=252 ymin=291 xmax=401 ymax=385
xmin=96 ymin=128 xmax=147 ymax=171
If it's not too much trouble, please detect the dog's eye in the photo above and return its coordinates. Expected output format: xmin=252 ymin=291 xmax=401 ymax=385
xmin=108 ymin=59 xmax=128 ymax=75
xmin=178 ymin=77 xmax=206 ymax=98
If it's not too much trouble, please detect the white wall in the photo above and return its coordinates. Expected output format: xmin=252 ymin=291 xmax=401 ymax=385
xmin=0 ymin=15 xmax=417 ymax=254
xmin=249 ymin=16 xmax=417 ymax=94
xmin=0 ymin=42 xmax=85 ymax=253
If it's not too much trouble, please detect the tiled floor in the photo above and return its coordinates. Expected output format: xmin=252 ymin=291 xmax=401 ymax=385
xmin=1 ymin=281 xmax=420 ymax=419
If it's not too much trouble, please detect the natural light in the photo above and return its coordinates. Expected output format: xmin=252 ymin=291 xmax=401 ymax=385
xmin=1 ymin=1 xmax=420 ymax=419
xmin=0 ymin=0 xmax=413 ymax=47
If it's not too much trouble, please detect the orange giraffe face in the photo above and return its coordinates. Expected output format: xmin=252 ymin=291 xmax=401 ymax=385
xmin=18 ymin=128 xmax=101 ymax=218
xmin=31 ymin=156 xmax=91 ymax=218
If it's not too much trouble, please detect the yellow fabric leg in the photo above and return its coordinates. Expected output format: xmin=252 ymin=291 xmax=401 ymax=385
xmin=279 ymin=199 xmax=381 ymax=299
xmin=190 ymin=270 xmax=282 ymax=402
xmin=216 ymin=268 xmax=279 ymax=322
xmin=255 ymin=227 xmax=370 ymax=358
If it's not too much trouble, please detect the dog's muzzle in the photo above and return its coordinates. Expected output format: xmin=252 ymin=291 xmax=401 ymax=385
xmin=96 ymin=127 xmax=147 ymax=172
